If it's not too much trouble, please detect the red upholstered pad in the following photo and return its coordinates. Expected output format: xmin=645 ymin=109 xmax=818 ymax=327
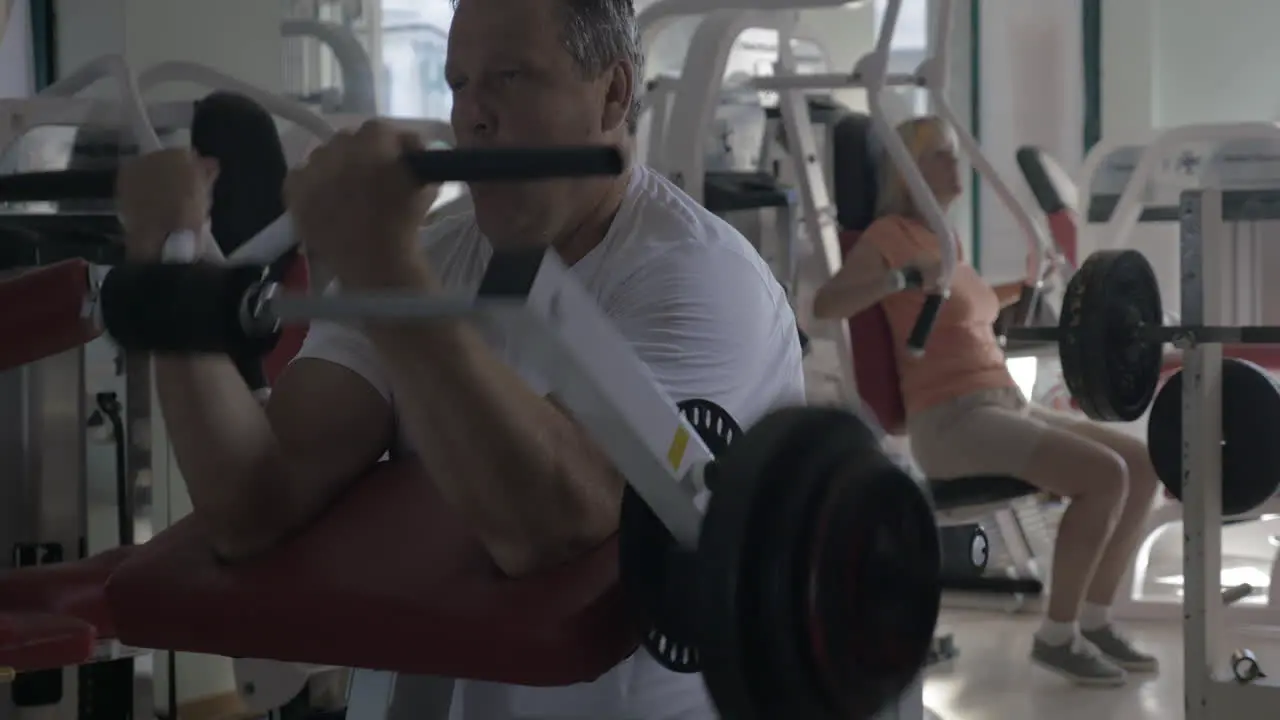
xmin=0 ymin=613 xmax=96 ymax=672
xmin=0 ymin=259 xmax=100 ymax=371
xmin=263 ymin=254 xmax=310 ymax=385
xmin=840 ymin=230 xmax=908 ymax=434
xmin=1045 ymin=211 xmax=1078 ymax=267
xmin=0 ymin=547 xmax=134 ymax=638
xmin=106 ymin=462 xmax=635 ymax=686
xmin=1163 ymin=346 xmax=1280 ymax=376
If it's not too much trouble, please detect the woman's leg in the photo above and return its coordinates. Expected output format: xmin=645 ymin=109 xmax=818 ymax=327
xmin=910 ymin=393 xmax=1131 ymax=686
xmin=1030 ymin=409 xmax=1161 ymax=672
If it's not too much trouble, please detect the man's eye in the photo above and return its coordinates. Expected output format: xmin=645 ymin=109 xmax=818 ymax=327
xmin=497 ymin=70 xmax=521 ymax=83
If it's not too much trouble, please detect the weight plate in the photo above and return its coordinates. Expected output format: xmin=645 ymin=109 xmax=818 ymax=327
xmin=807 ymin=442 xmax=941 ymax=718
xmin=619 ymin=398 xmax=742 ymax=673
xmin=1058 ymin=249 xmax=1164 ymax=422
xmin=1147 ymin=358 xmax=1280 ymax=516
xmin=699 ymin=407 xmax=935 ymax=720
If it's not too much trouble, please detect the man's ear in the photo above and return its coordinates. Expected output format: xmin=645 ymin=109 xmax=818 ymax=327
xmin=600 ymin=60 xmax=634 ymax=134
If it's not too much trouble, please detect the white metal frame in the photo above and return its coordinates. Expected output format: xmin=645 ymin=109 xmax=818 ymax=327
xmin=1179 ymin=187 xmax=1280 ymax=716
xmin=1067 ymin=122 xmax=1280 ymax=626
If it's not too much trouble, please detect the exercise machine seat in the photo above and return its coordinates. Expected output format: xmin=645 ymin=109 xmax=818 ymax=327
xmin=928 ymin=476 xmax=1039 ymax=512
xmin=0 ymin=613 xmax=96 ymax=673
xmin=827 ymin=112 xmax=910 ymax=434
xmin=841 ymin=230 xmax=908 ymax=434
xmin=105 ymin=461 xmax=635 ymax=685
xmin=262 ymin=253 xmax=310 ymax=384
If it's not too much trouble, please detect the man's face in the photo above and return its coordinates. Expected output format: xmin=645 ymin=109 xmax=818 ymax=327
xmin=447 ymin=0 xmax=631 ymax=247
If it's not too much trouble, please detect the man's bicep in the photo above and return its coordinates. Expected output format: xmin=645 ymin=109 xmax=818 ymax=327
xmin=267 ymin=319 xmax=396 ymax=491
xmin=267 ymin=358 xmax=395 ymax=489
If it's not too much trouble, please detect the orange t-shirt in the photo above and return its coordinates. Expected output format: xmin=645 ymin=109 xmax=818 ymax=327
xmin=859 ymin=215 xmax=1015 ymax=417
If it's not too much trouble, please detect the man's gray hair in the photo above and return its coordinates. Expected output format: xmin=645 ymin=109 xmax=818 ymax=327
xmin=451 ymin=0 xmax=646 ymax=133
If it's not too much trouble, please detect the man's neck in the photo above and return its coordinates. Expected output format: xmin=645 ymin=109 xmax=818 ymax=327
xmin=552 ymin=167 xmax=632 ymax=266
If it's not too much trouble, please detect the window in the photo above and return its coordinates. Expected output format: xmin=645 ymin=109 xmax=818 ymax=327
xmin=722 ymin=28 xmax=832 ymax=105
xmin=873 ymin=0 xmax=930 ymax=115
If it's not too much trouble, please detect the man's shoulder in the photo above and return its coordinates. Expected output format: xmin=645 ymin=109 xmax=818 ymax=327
xmin=621 ymin=166 xmax=771 ymax=278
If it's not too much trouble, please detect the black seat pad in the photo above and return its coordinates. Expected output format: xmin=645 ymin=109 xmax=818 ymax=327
xmin=929 ymin=475 xmax=1040 ymax=511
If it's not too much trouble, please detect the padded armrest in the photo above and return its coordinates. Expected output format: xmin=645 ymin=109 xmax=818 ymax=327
xmin=929 ymin=476 xmax=1039 ymax=512
xmin=0 ymin=613 xmax=96 ymax=672
xmin=0 ymin=546 xmax=134 ymax=638
xmin=106 ymin=462 xmax=635 ymax=686
xmin=0 ymin=259 xmax=101 ymax=371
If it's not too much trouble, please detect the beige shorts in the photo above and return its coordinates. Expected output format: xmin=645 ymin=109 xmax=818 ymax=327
xmin=905 ymin=387 xmax=1086 ymax=479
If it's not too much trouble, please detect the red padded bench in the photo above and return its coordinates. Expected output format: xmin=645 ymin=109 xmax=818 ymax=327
xmin=103 ymin=461 xmax=635 ymax=686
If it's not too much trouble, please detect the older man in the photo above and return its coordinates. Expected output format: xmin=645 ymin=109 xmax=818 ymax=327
xmin=116 ymin=0 xmax=803 ymax=717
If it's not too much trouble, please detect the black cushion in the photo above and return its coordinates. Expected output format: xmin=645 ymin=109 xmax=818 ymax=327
xmin=929 ymin=475 xmax=1040 ymax=512
xmin=830 ymin=112 xmax=879 ymax=233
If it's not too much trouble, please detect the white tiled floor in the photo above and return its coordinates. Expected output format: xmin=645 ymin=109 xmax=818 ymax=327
xmin=924 ymin=610 xmax=1280 ymax=720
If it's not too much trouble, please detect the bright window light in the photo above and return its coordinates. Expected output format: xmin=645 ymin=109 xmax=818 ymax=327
xmin=1006 ymin=357 xmax=1038 ymax=400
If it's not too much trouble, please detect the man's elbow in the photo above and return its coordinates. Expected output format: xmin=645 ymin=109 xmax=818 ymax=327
xmin=485 ymin=482 xmax=620 ymax=578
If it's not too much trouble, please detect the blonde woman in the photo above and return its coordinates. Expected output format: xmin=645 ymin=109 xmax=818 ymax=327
xmin=814 ymin=116 xmax=1160 ymax=687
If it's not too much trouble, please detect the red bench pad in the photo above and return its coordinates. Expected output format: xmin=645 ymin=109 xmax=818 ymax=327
xmin=0 ymin=613 xmax=96 ymax=672
xmin=263 ymin=254 xmax=310 ymax=385
xmin=0 ymin=259 xmax=100 ymax=372
xmin=106 ymin=462 xmax=636 ymax=686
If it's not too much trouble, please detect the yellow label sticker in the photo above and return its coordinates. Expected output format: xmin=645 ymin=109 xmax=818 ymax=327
xmin=666 ymin=427 xmax=691 ymax=470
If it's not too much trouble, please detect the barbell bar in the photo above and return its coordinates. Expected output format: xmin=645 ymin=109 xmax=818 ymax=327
xmin=1000 ymin=248 xmax=1280 ymax=423
xmin=1006 ymin=321 xmax=1280 ymax=346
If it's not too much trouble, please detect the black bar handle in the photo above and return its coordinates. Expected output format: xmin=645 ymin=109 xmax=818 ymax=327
xmin=0 ymin=146 xmax=625 ymax=203
xmin=0 ymin=170 xmax=115 ymax=203
xmin=906 ymin=293 xmax=946 ymax=356
xmin=402 ymin=146 xmax=624 ymax=183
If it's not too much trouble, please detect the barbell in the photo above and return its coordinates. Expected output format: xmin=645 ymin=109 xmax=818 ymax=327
xmin=1000 ymin=249 xmax=1280 ymax=516
xmin=0 ymin=147 xmax=947 ymax=718
xmin=1001 ymin=248 xmax=1280 ymax=422
xmin=92 ymin=257 xmax=944 ymax=720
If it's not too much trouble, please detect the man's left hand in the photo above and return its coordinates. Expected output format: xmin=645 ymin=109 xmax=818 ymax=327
xmin=285 ymin=120 xmax=440 ymax=286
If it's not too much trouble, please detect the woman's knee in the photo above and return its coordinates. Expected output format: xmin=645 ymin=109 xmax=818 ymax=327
xmin=1026 ymin=431 xmax=1130 ymax=511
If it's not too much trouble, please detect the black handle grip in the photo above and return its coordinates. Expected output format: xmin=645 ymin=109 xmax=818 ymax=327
xmin=100 ymin=263 xmax=279 ymax=356
xmin=906 ymin=293 xmax=946 ymax=355
xmin=402 ymin=146 xmax=624 ymax=183
xmin=0 ymin=147 xmax=625 ymax=203
xmin=0 ymin=170 xmax=115 ymax=203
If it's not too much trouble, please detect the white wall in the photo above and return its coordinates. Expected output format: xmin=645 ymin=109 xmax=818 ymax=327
xmin=0 ymin=0 xmax=32 ymax=98
xmin=975 ymin=0 xmax=1083 ymax=282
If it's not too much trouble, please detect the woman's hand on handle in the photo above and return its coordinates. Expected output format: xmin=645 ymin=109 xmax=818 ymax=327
xmin=285 ymin=120 xmax=441 ymax=287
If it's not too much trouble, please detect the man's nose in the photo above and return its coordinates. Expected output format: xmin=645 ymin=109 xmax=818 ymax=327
xmin=451 ymin=93 xmax=497 ymax=144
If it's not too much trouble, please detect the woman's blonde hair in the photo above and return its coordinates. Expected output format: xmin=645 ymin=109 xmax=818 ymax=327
xmin=875 ymin=115 xmax=952 ymax=218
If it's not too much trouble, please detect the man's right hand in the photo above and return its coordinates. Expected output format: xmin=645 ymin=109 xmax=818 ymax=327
xmin=116 ymin=149 xmax=219 ymax=261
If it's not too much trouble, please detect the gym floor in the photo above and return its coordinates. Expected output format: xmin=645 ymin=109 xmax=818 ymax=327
xmin=926 ymin=610 xmax=1280 ymax=720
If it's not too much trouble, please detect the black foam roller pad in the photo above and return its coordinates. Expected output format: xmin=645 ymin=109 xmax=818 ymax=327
xmin=100 ymin=263 xmax=280 ymax=356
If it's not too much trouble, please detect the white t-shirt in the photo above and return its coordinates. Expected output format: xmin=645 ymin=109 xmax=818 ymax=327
xmin=294 ymin=165 xmax=805 ymax=719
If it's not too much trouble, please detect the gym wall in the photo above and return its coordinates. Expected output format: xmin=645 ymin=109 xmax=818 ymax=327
xmin=973 ymin=0 xmax=1083 ymax=284
xmin=0 ymin=0 xmax=32 ymax=97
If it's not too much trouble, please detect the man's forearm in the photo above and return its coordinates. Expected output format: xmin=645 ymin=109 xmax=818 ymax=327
xmin=354 ymin=263 xmax=621 ymax=573
xmin=152 ymin=356 xmax=287 ymax=550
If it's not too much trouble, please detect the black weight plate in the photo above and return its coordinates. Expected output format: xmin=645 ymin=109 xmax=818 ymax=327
xmin=699 ymin=407 xmax=917 ymax=720
xmin=1059 ymin=249 xmax=1164 ymax=422
xmin=753 ymin=409 xmax=938 ymax=719
xmin=1146 ymin=358 xmax=1280 ymax=516
xmin=809 ymin=456 xmax=941 ymax=718
xmin=752 ymin=409 xmax=871 ymax=718
xmin=619 ymin=399 xmax=742 ymax=673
